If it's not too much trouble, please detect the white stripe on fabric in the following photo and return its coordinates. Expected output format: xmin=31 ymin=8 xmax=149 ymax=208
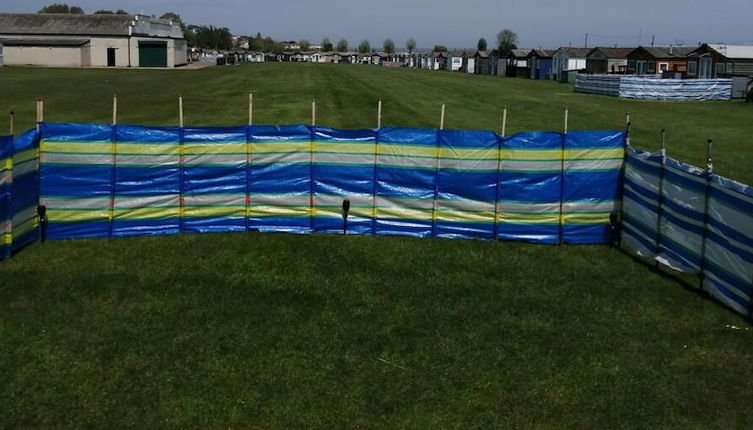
xmin=251 ymin=193 xmax=310 ymax=206
xmin=12 ymin=206 xmax=37 ymax=225
xmin=437 ymin=197 xmax=494 ymax=212
xmin=622 ymin=230 xmax=657 ymax=259
xmin=184 ymin=154 xmax=247 ymax=166
xmin=625 ymin=168 xmax=660 ymax=194
xmin=377 ymin=154 xmax=434 ymax=169
xmin=12 ymin=160 xmax=38 ymax=178
xmin=439 ymin=159 xmax=498 ymax=171
xmin=114 ymin=195 xmax=179 ymax=209
xmin=704 ymin=239 xmax=753 ymax=286
xmin=661 ymin=198 xmax=704 ymax=228
xmin=42 ymin=153 xmax=112 ymax=165
xmin=564 ymin=201 xmax=617 ymax=212
xmin=564 ymin=159 xmax=623 ymax=171
xmin=314 ymin=194 xmax=372 ymax=207
xmin=704 ymin=274 xmax=750 ymax=308
xmin=711 ymin=182 xmax=753 ymax=207
xmin=183 ymin=194 xmax=246 ymax=206
xmin=500 ymin=160 xmax=561 ymax=171
xmin=704 ymin=280 xmax=750 ymax=316
xmin=314 ymin=153 xmax=375 ymax=165
xmin=42 ymin=196 xmax=110 ymax=209
xmin=116 ymin=154 xmax=180 ymax=166
xmin=665 ymin=163 xmax=706 ymax=185
xmin=377 ymin=196 xmax=433 ymax=210
xmin=498 ymin=202 xmax=560 ymax=213
xmin=252 ymin=152 xmax=309 ymax=164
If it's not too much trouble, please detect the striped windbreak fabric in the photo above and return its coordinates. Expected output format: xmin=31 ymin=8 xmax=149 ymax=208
xmin=36 ymin=123 xmax=626 ymax=245
xmin=0 ymin=129 xmax=40 ymax=260
xmin=622 ymin=146 xmax=753 ymax=318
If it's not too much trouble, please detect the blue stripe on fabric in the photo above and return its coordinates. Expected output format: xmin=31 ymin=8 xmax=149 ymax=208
xmin=42 ymin=122 xmax=112 ymax=142
xmin=502 ymin=131 xmax=562 ymax=149
xmin=41 ymin=165 xmax=112 ymax=197
xmin=183 ymin=217 xmax=247 ymax=234
xmin=377 ymin=127 xmax=437 ymax=146
xmin=564 ymin=224 xmax=610 ymax=244
xmin=436 ymin=221 xmax=494 ymax=240
xmin=440 ymin=129 xmax=498 ymax=149
xmin=115 ymin=167 xmax=180 ymax=195
xmin=662 ymin=209 xmax=705 ymax=236
xmin=707 ymin=218 xmax=753 ymax=259
xmin=564 ymin=170 xmax=621 ymax=201
xmin=622 ymin=222 xmax=657 ymax=251
xmin=623 ymin=188 xmax=659 ymax=214
xmin=313 ymin=216 xmax=372 ymax=236
xmin=115 ymin=125 xmax=180 ymax=143
xmin=498 ymin=172 xmax=561 ymax=202
xmin=660 ymin=237 xmax=702 ymax=269
xmin=375 ymin=218 xmax=433 ymax=238
xmin=624 ymin=175 xmax=660 ymax=203
xmin=704 ymin=259 xmax=753 ymax=298
xmin=14 ymin=128 xmax=39 ymax=153
xmin=112 ymin=218 xmax=180 ymax=237
xmin=498 ymin=223 xmax=559 ymax=245
xmin=710 ymin=186 xmax=753 ymax=215
xmin=182 ymin=126 xmax=247 ymax=143
xmin=247 ymin=216 xmax=312 ymax=234
xmin=566 ymin=130 xmax=626 ymax=149
xmin=48 ymin=220 xmax=109 ymax=239
xmin=183 ymin=166 xmax=246 ymax=195
xmin=250 ymin=124 xmax=311 ymax=141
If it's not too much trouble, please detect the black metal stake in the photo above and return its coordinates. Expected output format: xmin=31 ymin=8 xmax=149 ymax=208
xmin=342 ymin=199 xmax=351 ymax=235
xmin=38 ymin=205 xmax=48 ymax=243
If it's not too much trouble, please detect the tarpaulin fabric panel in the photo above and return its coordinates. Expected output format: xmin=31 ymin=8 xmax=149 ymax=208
xmin=113 ymin=125 xmax=181 ymax=237
xmin=311 ymin=126 xmax=377 ymax=235
xmin=435 ymin=129 xmax=497 ymax=239
xmin=702 ymin=175 xmax=753 ymax=317
xmin=562 ymin=131 xmax=625 ymax=244
xmin=497 ymin=131 xmax=563 ymax=244
xmin=657 ymin=157 xmax=706 ymax=273
xmin=182 ymin=127 xmax=247 ymax=233
xmin=619 ymin=77 xmax=732 ymax=101
xmin=0 ymin=135 xmax=11 ymax=259
xmin=11 ymin=128 xmax=40 ymax=252
xmin=375 ymin=127 xmax=438 ymax=238
xmin=621 ymin=147 xmax=663 ymax=259
xmin=248 ymin=125 xmax=312 ymax=234
xmin=40 ymin=123 xmax=113 ymax=239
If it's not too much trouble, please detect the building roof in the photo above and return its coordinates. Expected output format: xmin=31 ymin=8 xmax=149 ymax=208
xmin=706 ymin=44 xmax=753 ymax=60
xmin=636 ymin=46 xmax=694 ymax=58
xmin=0 ymin=37 xmax=90 ymax=46
xmin=588 ymin=47 xmax=635 ymax=59
xmin=0 ymin=13 xmax=183 ymax=39
xmin=528 ymin=49 xmax=555 ymax=58
xmin=474 ymin=50 xmax=490 ymax=58
xmin=555 ymin=47 xmax=593 ymax=58
xmin=509 ymin=49 xmax=532 ymax=58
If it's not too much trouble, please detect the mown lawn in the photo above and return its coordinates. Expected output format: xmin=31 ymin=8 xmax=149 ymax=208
xmin=1 ymin=234 xmax=751 ymax=427
xmin=1 ymin=63 xmax=752 ymax=427
xmin=1 ymin=62 xmax=752 ymax=182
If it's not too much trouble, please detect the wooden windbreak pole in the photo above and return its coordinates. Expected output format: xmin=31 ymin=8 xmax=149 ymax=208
xmin=564 ymin=107 xmax=569 ymax=134
xmin=311 ymin=100 xmax=316 ymax=126
xmin=625 ymin=112 xmax=631 ymax=128
xmin=178 ymin=94 xmax=184 ymax=127
xmin=439 ymin=103 xmax=446 ymax=130
xmin=699 ymin=138 xmax=714 ymax=290
xmin=36 ymin=98 xmax=44 ymax=129
xmin=377 ymin=99 xmax=382 ymax=129
xmin=112 ymin=94 xmax=118 ymax=125
xmin=248 ymin=92 xmax=253 ymax=126
xmin=501 ymin=107 xmax=508 ymax=137
xmin=9 ymin=111 xmax=14 ymax=136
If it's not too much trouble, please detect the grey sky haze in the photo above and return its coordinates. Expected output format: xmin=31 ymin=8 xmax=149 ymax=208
xmin=2 ymin=0 xmax=751 ymax=49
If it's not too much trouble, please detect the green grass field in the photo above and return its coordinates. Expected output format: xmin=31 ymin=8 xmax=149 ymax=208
xmin=1 ymin=62 xmax=752 ymax=182
xmin=1 ymin=63 xmax=752 ymax=427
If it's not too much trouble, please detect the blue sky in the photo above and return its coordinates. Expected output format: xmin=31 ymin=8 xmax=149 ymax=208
xmin=2 ymin=0 xmax=752 ymax=49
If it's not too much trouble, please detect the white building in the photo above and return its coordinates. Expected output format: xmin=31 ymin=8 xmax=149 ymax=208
xmin=0 ymin=13 xmax=187 ymax=68
xmin=552 ymin=47 xmax=591 ymax=81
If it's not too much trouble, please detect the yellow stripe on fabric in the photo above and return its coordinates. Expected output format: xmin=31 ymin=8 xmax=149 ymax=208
xmin=378 ymin=144 xmax=437 ymax=158
xmin=1 ymin=157 xmax=12 ymax=171
xmin=117 ymin=143 xmax=180 ymax=155
xmin=434 ymin=209 xmax=495 ymax=223
xmin=3 ymin=232 xmax=11 ymax=245
xmin=12 ymin=217 xmax=38 ymax=237
xmin=562 ymin=213 xmax=611 ymax=224
xmin=41 ymin=141 xmax=112 ymax=154
xmin=250 ymin=141 xmax=311 ymax=153
xmin=312 ymin=207 xmax=374 ymax=219
xmin=183 ymin=142 xmax=246 ymax=155
xmin=566 ymin=148 xmax=624 ymax=160
xmin=48 ymin=209 xmax=109 ymax=222
xmin=249 ymin=205 xmax=310 ymax=217
xmin=377 ymin=207 xmax=433 ymax=220
xmin=497 ymin=212 xmax=560 ymax=224
xmin=501 ymin=149 xmax=560 ymax=161
xmin=114 ymin=207 xmax=179 ymax=220
xmin=183 ymin=206 xmax=246 ymax=218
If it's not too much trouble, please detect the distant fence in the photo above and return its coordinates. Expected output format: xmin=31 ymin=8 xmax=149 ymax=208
xmin=621 ymin=146 xmax=753 ymax=318
xmin=576 ymin=75 xmax=733 ymax=101
xmin=19 ymin=123 xmax=624 ymax=247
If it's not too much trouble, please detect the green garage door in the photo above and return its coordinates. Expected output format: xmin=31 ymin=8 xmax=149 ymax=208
xmin=138 ymin=41 xmax=167 ymax=67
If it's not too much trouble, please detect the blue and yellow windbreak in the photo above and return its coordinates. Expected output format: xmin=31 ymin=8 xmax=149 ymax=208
xmin=37 ymin=123 xmax=625 ymax=245
xmin=0 ymin=129 xmax=40 ymax=260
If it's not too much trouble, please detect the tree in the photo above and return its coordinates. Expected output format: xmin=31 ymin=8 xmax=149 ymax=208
xmin=94 ymin=9 xmax=127 ymax=14
xmin=357 ymin=39 xmax=371 ymax=54
xmin=432 ymin=45 xmax=448 ymax=53
xmin=477 ymin=37 xmax=487 ymax=51
xmin=38 ymin=4 xmax=84 ymax=13
xmin=496 ymin=29 xmax=519 ymax=56
xmin=383 ymin=38 xmax=395 ymax=54
xmin=299 ymin=39 xmax=310 ymax=51
xmin=321 ymin=37 xmax=333 ymax=52
xmin=336 ymin=39 xmax=348 ymax=52
xmin=160 ymin=12 xmax=183 ymax=22
xmin=406 ymin=38 xmax=416 ymax=54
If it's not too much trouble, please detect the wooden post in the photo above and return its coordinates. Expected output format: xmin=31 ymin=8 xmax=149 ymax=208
xmin=440 ymin=103 xmax=446 ymax=130
xmin=112 ymin=94 xmax=118 ymax=125
xmin=564 ymin=108 xmax=569 ymax=134
xmin=377 ymin=99 xmax=382 ymax=129
xmin=699 ymin=139 xmax=714 ymax=290
xmin=248 ymin=92 xmax=253 ymax=126
xmin=501 ymin=107 xmax=508 ymax=137
xmin=311 ymin=100 xmax=316 ymax=126
xmin=178 ymin=95 xmax=184 ymax=127
xmin=36 ymin=98 xmax=44 ymax=134
xmin=625 ymin=112 xmax=631 ymax=128
xmin=9 ymin=111 xmax=14 ymax=136
xmin=660 ymin=129 xmax=666 ymax=155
